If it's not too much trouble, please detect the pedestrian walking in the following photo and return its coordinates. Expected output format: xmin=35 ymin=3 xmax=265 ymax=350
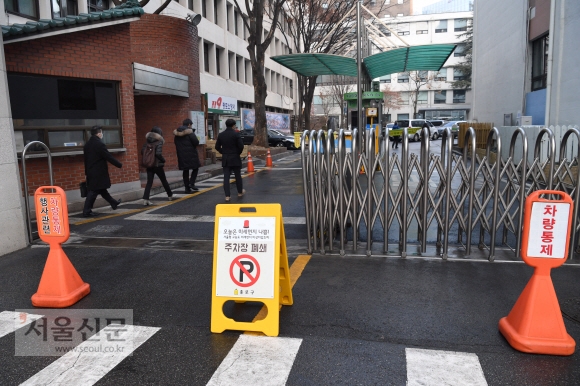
xmin=141 ymin=126 xmax=173 ymax=205
xmin=215 ymin=118 xmax=245 ymax=202
xmin=391 ymin=121 xmax=400 ymax=149
xmin=82 ymin=126 xmax=123 ymax=217
xmin=173 ymin=118 xmax=200 ymax=193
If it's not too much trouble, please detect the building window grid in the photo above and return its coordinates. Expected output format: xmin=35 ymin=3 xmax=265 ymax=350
xmin=6 ymin=0 xmax=39 ymax=19
xmin=88 ymin=0 xmax=108 ymax=13
xmin=434 ymin=90 xmax=447 ymax=104
xmin=435 ymin=20 xmax=447 ymax=33
xmin=453 ymin=90 xmax=466 ymax=103
xmin=454 ymin=18 xmax=467 ymax=32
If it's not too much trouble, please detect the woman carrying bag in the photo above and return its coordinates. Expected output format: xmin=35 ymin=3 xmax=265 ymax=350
xmin=141 ymin=126 xmax=173 ymax=205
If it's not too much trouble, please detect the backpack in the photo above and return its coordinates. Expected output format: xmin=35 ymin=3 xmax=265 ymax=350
xmin=141 ymin=141 xmax=158 ymax=168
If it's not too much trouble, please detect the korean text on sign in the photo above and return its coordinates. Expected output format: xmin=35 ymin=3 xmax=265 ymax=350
xmin=527 ymin=202 xmax=570 ymax=259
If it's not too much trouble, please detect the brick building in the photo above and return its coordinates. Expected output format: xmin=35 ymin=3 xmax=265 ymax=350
xmin=3 ymin=10 xmax=201 ymax=201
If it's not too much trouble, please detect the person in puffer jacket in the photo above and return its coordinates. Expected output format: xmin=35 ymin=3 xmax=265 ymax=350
xmin=173 ymin=118 xmax=201 ymax=193
xmin=141 ymin=126 xmax=173 ymax=205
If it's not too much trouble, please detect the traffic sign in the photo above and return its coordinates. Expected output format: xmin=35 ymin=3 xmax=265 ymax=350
xmin=499 ymin=190 xmax=575 ymax=355
xmin=211 ymin=204 xmax=293 ymax=337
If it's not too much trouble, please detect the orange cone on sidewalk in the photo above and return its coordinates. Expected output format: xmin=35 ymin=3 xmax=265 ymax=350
xmin=32 ymin=186 xmax=90 ymax=308
xmin=266 ymin=149 xmax=273 ymax=167
xmin=246 ymin=151 xmax=255 ymax=172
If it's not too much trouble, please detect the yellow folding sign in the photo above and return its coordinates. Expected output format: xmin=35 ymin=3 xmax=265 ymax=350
xmin=211 ymin=203 xmax=292 ymax=337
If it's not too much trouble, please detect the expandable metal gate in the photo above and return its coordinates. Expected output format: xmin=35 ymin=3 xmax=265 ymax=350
xmin=301 ymin=127 xmax=580 ymax=260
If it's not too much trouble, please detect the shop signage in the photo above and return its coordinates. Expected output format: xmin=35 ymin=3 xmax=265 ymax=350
xmin=207 ymin=93 xmax=238 ymax=115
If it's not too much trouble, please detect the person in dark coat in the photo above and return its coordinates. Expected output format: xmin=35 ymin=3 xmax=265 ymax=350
xmin=215 ymin=118 xmax=245 ymax=202
xmin=141 ymin=126 xmax=173 ymax=206
xmin=82 ymin=126 xmax=123 ymax=217
xmin=391 ymin=121 xmax=400 ymax=149
xmin=173 ymin=118 xmax=200 ymax=193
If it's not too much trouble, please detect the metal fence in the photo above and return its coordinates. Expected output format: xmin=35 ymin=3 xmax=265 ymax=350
xmin=301 ymin=126 xmax=580 ymax=260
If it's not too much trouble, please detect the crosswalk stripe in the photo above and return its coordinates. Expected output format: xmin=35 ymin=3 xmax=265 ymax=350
xmin=206 ymin=335 xmax=302 ymax=386
xmin=125 ymin=213 xmax=306 ymax=224
xmin=20 ymin=325 xmax=160 ymax=386
xmin=406 ymin=348 xmax=488 ymax=386
xmin=0 ymin=311 xmax=44 ymax=339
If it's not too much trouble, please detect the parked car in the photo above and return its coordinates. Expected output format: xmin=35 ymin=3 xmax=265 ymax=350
xmin=436 ymin=121 xmax=465 ymax=139
xmin=239 ymin=129 xmax=297 ymax=149
xmin=428 ymin=119 xmax=447 ymax=128
xmin=392 ymin=119 xmax=435 ymax=141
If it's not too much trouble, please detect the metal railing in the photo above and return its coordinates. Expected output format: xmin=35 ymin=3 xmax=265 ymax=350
xmin=21 ymin=141 xmax=53 ymax=244
xmin=301 ymin=126 xmax=580 ymax=260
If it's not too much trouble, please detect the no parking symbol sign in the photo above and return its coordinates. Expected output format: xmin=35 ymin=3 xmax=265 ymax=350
xmin=215 ymin=217 xmax=275 ymax=298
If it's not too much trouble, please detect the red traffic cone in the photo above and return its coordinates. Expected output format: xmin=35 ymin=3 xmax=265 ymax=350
xmin=31 ymin=245 xmax=90 ymax=308
xmin=246 ymin=151 xmax=255 ymax=172
xmin=266 ymin=149 xmax=273 ymax=167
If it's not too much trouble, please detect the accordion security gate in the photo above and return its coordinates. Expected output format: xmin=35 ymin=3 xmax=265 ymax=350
xmin=301 ymin=127 xmax=580 ymax=261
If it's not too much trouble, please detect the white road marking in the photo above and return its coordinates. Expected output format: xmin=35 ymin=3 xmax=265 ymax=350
xmin=0 ymin=311 xmax=44 ymax=338
xmin=406 ymin=348 xmax=487 ymax=386
xmin=20 ymin=325 xmax=160 ymax=386
xmin=125 ymin=213 xmax=306 ymax=224
xmin=207 ymin=335 xmax=302 ymax=386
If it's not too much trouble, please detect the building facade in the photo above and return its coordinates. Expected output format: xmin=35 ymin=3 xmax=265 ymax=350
xmin=471 ymin=0 xmax=580 ymax=126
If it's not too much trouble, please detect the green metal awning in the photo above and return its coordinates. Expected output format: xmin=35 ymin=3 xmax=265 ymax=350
xmin=363 ymin=44 xmax=456 ymax=79
xmin=271 ymin=44 xmax=456 ymax=79
xmin=270 ymin=53 xmax=358 ymax=77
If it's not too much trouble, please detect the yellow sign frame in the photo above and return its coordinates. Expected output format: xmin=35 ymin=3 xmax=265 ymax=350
xmin=211 ymin=203 xmax=292 ymax=337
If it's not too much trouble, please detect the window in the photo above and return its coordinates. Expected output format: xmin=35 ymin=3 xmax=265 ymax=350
xmin=5 ymin=0 xmax=38 ymax=18
xmin=215 ymin=47 xmax=222 ymax=76
xmin=435 ymin=20 xmax=447 ymax=33
xmin=436 ymin=69 xmax=447 ymax=81
xmin=188 ymin=0 xmax=193 ymax=10
xmin=454 ymin=44 xmax=466 ymax=57
xmin=453 ymin=68 xmax=465 ymax=80
xmin=453 ymin=90 xmax=466 ymax=103
xmin=52 ymin=0 xmax=78 ymax=18
xmin=213 ymin=0 xmax=218 ymax=24
xmin=416 ymin=21 xmax=428 ymax=35
xmin=58 ymin=80 xmax=96 ymax=110
xmin=379 ymin=74 xmax=391 ymax=83
xmin=234 ymin=10 xmax=239 ymax=35
xmin=397 ymin=114 xmax=409 ymax=120
xmin=226 ymin=4 xmax=231 ymax=31
xmin=418 ymin=71 xmax=428 ymax=81
xmin=204 ymin=43 xmax=210 ymax=72
xmin=396 ymin=23 xmax=410 ymax=36
xmin=9 ymin=74 xmax=121 ymax=153
xmin=532 ymin=34 xmax=549 ymax=91
xmin=88 ymin=0 xmax=108 ymax=12
xmin=236 ymin=56 xmax=242 ymax=81
xmin=228 ymin=52 xmax=234 ymax=79
xmin=434 ymin=90 xmax=447 ymax=104
xmin=454 ymin=18 xmax=467 ymax=32
xmin=397 ymin=0 xmax=403 ymax=3
xmin=202 ymin=0 xmax=206 ymax=17
xmin=313 ymin=96 xmax=323 ymax=105
xmin=397 ymin=72 xmax=409 ymax=83
xmin=417 ymin=91 xmax=427 ymax=105
xmin=400 ymin=92 xmax=409 ymax=105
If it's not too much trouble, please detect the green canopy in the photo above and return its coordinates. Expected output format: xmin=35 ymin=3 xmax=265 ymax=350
xmin=363 ymin=44 xmax=456 ymax=79
xmin=271 ymin=44 xmax=456 ymax=79
xmin=270 ymin=53 xmax=358 ymax=77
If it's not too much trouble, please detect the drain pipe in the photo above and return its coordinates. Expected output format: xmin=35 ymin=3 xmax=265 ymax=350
xmin=544 ymin=0 xmax=556 ymax=126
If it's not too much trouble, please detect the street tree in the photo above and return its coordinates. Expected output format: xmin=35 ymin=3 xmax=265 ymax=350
xmin=381 ymin=83 xmax=403 ymax=121
xmin=282 ymin=0 xmax=387 ymax=131
xmin=451 ymin=19 xmax=472 ymax=90
xmin=232 ymin=0 xmax=287 ymax=147
xmin=406 ymin=71 xmax=432 ymax=119
xmin=325 ymin=75 xmax=355 ymax=129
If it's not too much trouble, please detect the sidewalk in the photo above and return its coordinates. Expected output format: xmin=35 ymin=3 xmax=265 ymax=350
xmin=66 ymin=148 xmax=295 ymax=213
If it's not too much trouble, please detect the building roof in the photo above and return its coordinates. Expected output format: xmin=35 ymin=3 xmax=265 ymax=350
xmin=271 ymin=44 xmax=456 ymax=79
xmin=1 ymin=4 xmax=144 ymax=42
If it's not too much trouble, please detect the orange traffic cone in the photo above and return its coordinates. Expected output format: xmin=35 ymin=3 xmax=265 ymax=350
xmin=246 ymin=151 xmax=255 ymax=172
xmin=31 ymin=244 xmax=90 ymax=308
xmin=498 ymin=265 xmax=575 ymax=355
xmin=266 ymin=149 xmax=273 ymax=167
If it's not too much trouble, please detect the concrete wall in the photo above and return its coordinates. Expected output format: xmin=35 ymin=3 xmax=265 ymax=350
xmin=548 ymin=0 xmax=580 ymax=126
xmin=0 ymin=33 xmax=28 ymax=255
xmin=471 ymin=0 xmax=528 ymax=126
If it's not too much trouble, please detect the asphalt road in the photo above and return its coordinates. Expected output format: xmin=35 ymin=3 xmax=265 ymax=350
xmin=1 ymin=151 xmax=580 ymax=385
